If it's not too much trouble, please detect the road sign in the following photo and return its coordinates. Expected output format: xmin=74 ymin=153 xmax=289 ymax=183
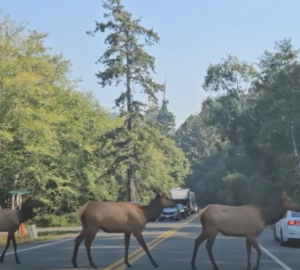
xmin=9 ymin=190 xmax=31 ymax=195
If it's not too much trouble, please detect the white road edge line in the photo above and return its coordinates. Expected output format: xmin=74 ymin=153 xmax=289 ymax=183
xmin=260 ymin=244 xmax=292 ymax=270
xmin=6 ymin=237 xmax=75 ymax=256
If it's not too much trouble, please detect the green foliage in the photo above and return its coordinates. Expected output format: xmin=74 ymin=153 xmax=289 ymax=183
xmin=31 ymin=213 xmax=80 ymax=227
xmin=86 ymin=0 xmax=171 ymax=201
xmin=176 ymin=38 xmax=300 ymax=206
xmin=156 ymin=100 xmax=176 ymax=139
xmin=0 ymin=12 xmax=190 ymax=226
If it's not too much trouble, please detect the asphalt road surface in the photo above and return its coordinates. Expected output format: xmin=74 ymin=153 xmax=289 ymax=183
xmin=1 ymin=213 xmax=299 ymax=270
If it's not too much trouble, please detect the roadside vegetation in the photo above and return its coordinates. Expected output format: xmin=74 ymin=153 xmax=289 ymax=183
xmin=1 ymin=0 xmax=300 ymax=231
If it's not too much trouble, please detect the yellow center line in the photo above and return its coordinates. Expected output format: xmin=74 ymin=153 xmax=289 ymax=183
xmin=114 ymin=230 xmax=178 ymax=270
xmin=104 ymin=213 xmax=199 ymax=270
xmin=102 ymin=228 xmax=177 ymax=270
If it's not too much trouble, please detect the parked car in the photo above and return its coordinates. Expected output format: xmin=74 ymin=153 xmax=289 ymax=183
xmin=176 ymin=204 xmax=187 ymax=219
xmin=182 ymin=204 xmax=191 ymax=216
xmin=190 ymin=204 xmax=195 ymax=214
xmin=274 ymin=210 xmax=300 ymax=245
xmin=159 ymin=205 xmax=181 ymax=221
xmin=194 ymin=204 xmax=199 ymax=213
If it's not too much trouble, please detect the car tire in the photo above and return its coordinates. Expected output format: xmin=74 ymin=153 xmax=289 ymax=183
xmin=158 ymin=218 xmax=163 ymax=222
xmin=273 ymin=227 xmax=279 ymax=241
xmin=280 ymin=229 xmax=288 ymax=246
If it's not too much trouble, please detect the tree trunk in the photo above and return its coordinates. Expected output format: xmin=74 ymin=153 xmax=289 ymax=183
xmin=125 ymin=29 xmax=136 ymax=202
xmin=291 ymin=121 xmax=300 ymax=176
xmin=127 ymin=165 xmax=136 ymax=201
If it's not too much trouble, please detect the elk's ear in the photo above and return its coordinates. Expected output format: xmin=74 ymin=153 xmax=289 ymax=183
xmin=152 ymin=189 xmax=162 ymax=197
xmin=282 ymin=191 xmax=287 ymax=199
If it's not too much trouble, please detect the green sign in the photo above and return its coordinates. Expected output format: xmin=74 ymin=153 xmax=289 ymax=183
xmin=9 ymin=190 xmax=31 ymax=195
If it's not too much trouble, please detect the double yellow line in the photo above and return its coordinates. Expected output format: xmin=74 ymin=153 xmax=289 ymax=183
xmin=103 ymin=213 xmax=199 ymax=270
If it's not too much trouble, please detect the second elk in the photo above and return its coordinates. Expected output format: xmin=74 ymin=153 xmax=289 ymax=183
xmin=190 ymin=191 xmax=300 ymax=270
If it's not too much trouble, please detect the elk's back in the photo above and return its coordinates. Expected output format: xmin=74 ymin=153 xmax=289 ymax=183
xmin=202 ymin=204 xmax=265 ymax=237
xmin=81 ymin=201 xmax=145 ymax=233
xmin=0 ymin=209 xmax=20 ymax=232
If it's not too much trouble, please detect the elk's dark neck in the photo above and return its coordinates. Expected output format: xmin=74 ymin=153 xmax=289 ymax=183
xmin=143 ymin=201 xmax=163 ymax=223
xmin=261 ymin=201 xmax=286 ymax=226
xmin=17 ymin=208 xmax=33 ymax=223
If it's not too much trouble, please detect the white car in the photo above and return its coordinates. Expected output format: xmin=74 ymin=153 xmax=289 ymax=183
xmin=273 ymin=210 xmax=300 ymax=245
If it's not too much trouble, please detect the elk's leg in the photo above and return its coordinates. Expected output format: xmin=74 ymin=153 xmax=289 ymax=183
xmin=84 ymin=229 xmax=98 ymax=268
xmin=190 ymin=230 xmax=208 ymax=269
xmin=247 ymin=237 xmax=261 ymax=270
xmin=11 ymin=234 xmax=21 ymax=264
xmin=124 ymin=232 xmax=132 ymax=267
xmin=205 ymin=232 xmax=219 ymax=270
xmin=133 ymin=231 xmax=159 ymax=267
xmin=71 ymin=230 xmax=86 ymax=268
xmin=0 ymin=233 xmax=12 ymax=263
xmin=246 ymin=239 xmax=252 ymax=270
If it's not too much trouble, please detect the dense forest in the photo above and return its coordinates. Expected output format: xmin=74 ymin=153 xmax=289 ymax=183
xmin=176 ymin=39 xmax=300 ymax=207
xmin=1 ymin=1 xmax=300 ymax=227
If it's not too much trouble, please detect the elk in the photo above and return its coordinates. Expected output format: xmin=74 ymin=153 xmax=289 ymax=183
xmin=190 ymin=191 xmax=300 ymax=270
xmin=71 ymin=190 xmax=176 ymax=268
xmin=0 ymin=197 xmax=43 ymax=264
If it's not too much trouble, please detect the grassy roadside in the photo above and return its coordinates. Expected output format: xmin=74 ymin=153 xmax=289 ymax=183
xmin=0 ymin=231 xmax=78 ymax=247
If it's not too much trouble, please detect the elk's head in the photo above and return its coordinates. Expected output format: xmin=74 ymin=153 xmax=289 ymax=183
xmin=153 ymin=189 xmax=176 ymax=208
xmin=21 ymin=197 xmax=44 ymax=219
xmin=282 ymin=191 xmax=300 ymax=212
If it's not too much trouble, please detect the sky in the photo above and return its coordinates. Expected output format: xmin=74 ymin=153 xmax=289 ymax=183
xmin=1 ymin=0 xmax=300 ymax=128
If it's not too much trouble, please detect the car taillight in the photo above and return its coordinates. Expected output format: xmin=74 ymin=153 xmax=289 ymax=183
xmin=287 ymin=220 xmax=300 ymax=226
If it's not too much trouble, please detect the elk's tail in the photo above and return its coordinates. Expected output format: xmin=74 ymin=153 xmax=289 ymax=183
xmin=78 ymin=201 xmax=91 ymax=229
xmin=198 ymin=204 xmax=210 ymax=229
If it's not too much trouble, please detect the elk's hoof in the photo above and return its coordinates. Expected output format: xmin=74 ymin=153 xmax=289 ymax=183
xmin=0 ymin=258 xmax=3 ymax=263
xmin=125 ymin=262 xmax=132 ymax=267
xmin=90 ymin=262 xmax=98 ymax=268
xmin=152 ymin=261 xmax=159 ymax=267
xmin=16 ymin=260 xmax=21 ymax=264
xmin=252 ymin=267 xmax=258 ymax=270
xmin=213 ymin=267 xmax=220 ymax=270
xmin=72 ymin=260 xmax=78 ymax=268
xmin=191 ymin=264 xmax=197 ymax=269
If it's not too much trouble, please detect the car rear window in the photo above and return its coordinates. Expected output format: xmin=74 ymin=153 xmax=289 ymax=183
xmin=291 ymin=211 xmax=300 ymax=217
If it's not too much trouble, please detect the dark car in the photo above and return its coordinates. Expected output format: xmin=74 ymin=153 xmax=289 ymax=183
xmin=159 ymin=205 xmax=181 ymax=221
xmin=176 ymin=204 xmax=187 ymax=219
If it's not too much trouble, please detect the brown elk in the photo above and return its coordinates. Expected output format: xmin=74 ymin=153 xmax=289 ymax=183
xmin=0 ymin=197 xmax=43 ymax=264
xmin=71 ymin=190 xmax=176 ymax=268
xmin=190 ymin=191 xmax=300 ymax=270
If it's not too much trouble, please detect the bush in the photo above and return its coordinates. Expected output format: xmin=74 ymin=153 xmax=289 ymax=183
xmin=32 ymin=212 xmax=81 ymax=227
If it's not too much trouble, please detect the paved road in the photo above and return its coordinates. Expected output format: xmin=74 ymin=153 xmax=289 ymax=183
xmin=1 ymin=213 xmax=299 ymax=270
